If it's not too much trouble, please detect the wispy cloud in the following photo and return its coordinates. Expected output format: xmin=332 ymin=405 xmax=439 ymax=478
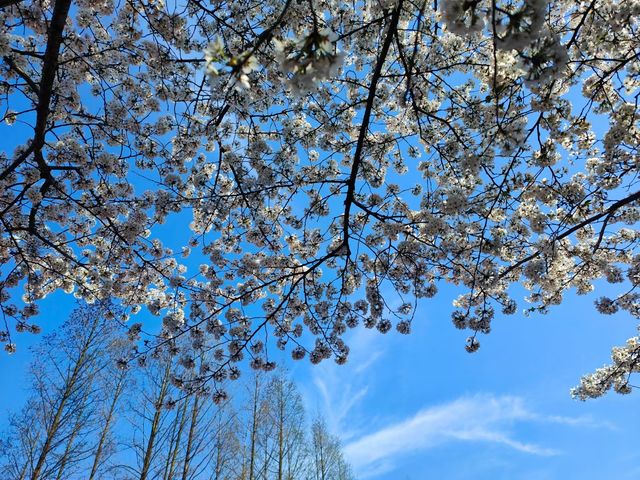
xmin=299 ymin=324 xmax=617 ymax=480
xmin=529 ymin=413 xmax=616 ymax=430
xmin=312 ymin=372 xmax=369 ymax=439
xmin=302 ymin=328 xmax=384 ymax=440
xmin=343 ymin=394 xmax=559 ymax=478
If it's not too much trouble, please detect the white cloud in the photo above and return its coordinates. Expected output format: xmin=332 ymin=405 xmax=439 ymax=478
xmin=343 ymin=394 xmax=559 ymax=478
xmin=297 ymin=325 xmax=616 ymax=479
xmin=302 ymin=327 xmax=385 ymax=440
xmin=530 ymin=413 xmax=616 ymax=430
xmin=312 ymin=373 xmax=369 ymax=439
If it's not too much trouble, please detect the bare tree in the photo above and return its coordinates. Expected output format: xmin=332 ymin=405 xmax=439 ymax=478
xmin=309 ymin=418 xmax=354 ymax=480
xmin=166 ymin=359 xmax=237 ymax=480
xmin=208 ymin=399 xmax=243 ymax=480
xmin=263 ymin=374 xmax=308 ymax=480
xmin=0 ymin=303 xmax=127 ymax=480
xmin=87 ymin=355 xmax=129 ymax=480
xmin=2 ymin=316 xmax=356 ymax=480
xmin=124 ymin=353 xmax=176 ymax=480
xmin=240 ymin=372 xmax=268 ymax=480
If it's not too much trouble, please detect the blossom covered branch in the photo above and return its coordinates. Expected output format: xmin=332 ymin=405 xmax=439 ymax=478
xmin=0 ymin=0 xmax=639 ymax=400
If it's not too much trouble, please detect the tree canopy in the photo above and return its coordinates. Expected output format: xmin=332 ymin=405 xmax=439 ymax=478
xmin=0 ymin=303 xmax=355 ymax=480
xmin=0 ymin=0 xmax=639 ymax=399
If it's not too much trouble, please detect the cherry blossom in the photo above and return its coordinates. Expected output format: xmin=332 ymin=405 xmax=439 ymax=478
xmin=0 ymin=0 xmax=639 ymax=399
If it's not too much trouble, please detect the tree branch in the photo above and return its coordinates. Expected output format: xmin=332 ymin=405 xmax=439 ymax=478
xmin=0 ymin=0 xmax=72 ymax=182
xmin=342 ymin=1 xmax=404 ymax=255
xmin=0 ymin=0 xmax=23 ymax=9
xmin=3 ymin=55 xmax=40 ymax=95
xmin=33 ymin=0 xmax=72 ymax=149
xmin=501 ymin=190 xmax=640 ymax=279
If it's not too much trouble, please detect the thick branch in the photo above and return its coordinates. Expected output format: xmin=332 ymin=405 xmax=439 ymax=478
xmin=342 ymin=1 xmax=403 ymax=254
xmin=0 ymin=144 xmax=34 ymax=182
xmin=34 ymin=0 xmax=72 ymax=149
xmin=0 ymin=0 xmax=22 ymax=8
xmin=0 ymin=0 xmax=72 ymax=182
xmin=3 ymin=55 xmax=40 ymax=95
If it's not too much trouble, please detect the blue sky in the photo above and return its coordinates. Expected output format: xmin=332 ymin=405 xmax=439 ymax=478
xmin=290 ymin=282 xmax=640 ymax=479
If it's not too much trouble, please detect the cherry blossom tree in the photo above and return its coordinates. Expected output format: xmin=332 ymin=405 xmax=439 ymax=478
xmin=0 ymin=0 xmax=639 ymax=399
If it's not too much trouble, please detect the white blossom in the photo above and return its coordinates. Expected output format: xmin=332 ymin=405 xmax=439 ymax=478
xmin=0 ymin=0 xmax=639 ymax=399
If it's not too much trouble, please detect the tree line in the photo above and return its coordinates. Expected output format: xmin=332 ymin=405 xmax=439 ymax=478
xmin=0 ymin=304 xmax=355 ymax=480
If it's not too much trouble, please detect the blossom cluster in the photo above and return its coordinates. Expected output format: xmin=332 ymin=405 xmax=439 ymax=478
xmin=0 ymin=0 xmax=639 ymax=400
